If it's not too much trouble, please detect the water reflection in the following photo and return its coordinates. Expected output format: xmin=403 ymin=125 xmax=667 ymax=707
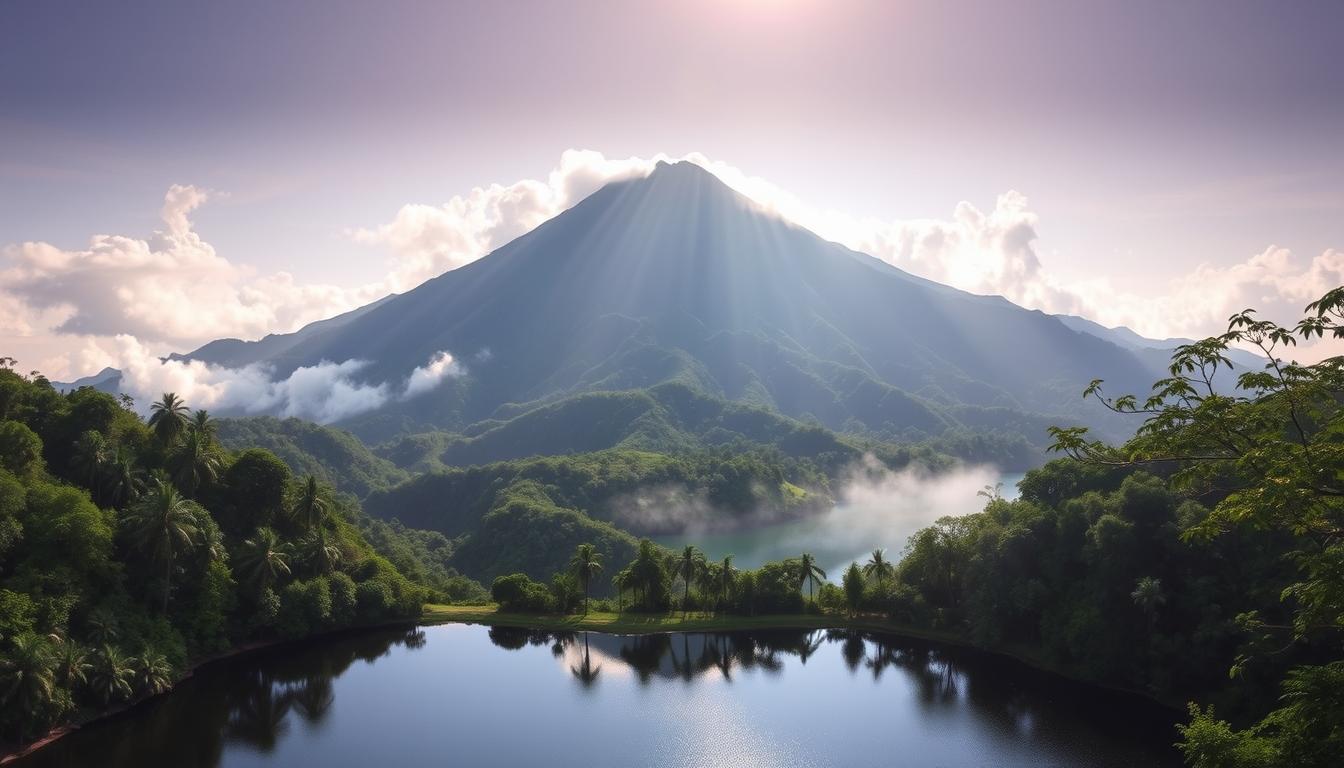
xmin=16 ymin=625 xmax=1180 ymax=768
xmin=16 ymin=628 xmax=426 ymax=768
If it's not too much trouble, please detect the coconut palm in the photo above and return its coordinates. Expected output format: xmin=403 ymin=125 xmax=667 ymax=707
xmin=88 ymin=645 xmax=134 ymax=705
xmin=71 ymin=430 xmax=109 ymax=495
xmin=85 ymin=607 xmax=121 ymax=645
xmin=189 ymin=409 xmax=217 ymax=443
xmin=677 ymin=545 xmax=705 ymax=615
xmin=863 ymin=549 xmax=894 ymax=594
xmin=167 ymin=428 xmax=222 ymax=498
xmin=52 ymin=637 xmax=91 ymax=691
xmin=236 ymin=527 xmax=292 ymax=595
xmin=102 ymin=447 xmax=145 ymax=507
xmin=568 ymin=543 xmax=604 ymax=614
xmin=613 ymin=567 xmax=632 ymax=612
xmin=299 ymin=528 xmax=342 ymax=576
xmin=131 ymin=646 xmax=174 ymax=696
xmin=696 ymin=562 xmax=721 ymax=611
xmin=148 ymin=392 xmax=190 ymax=445
xmin=1131 ymin=576 xmax=1166 ymax=616
xmin=290 ymin=476 xmax=328 ymax=532
xmin=126 ymin=477 xmax=203 ymax=612
xmin=719 ymin=555 xmax=735 ymax=610
xmin=797 ymin=553 xmax=827 ymax=605
xmin=0 ymin=634 xmax=57 ymax=733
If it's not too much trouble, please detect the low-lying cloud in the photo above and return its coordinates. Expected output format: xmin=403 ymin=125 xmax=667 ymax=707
xmin=110 ymin=336 xmax=463 ymax=423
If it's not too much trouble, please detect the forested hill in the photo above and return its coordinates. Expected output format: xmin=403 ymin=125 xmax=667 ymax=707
xmin=175 ymin=161 xmax=1159 ymax=451
xmin=0 ymin=367 xmax=458 ymax=745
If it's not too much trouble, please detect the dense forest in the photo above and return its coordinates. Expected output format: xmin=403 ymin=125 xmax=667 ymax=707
xmin=485 ymin=290 xmax=1344 ymax=768
xmin=0 ymin=365 xmax=458 ymax=745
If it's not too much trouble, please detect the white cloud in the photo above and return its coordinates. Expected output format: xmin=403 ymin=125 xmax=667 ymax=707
xmin=104 ymin=337 xmax=463 ymax=423
xmin=1 ymin=185 xmax=385 ymax=347
xmin=6 ymin=150 xmax=1342 ymax=381
xmin=403 ymin=350 xmax=461 ymax=398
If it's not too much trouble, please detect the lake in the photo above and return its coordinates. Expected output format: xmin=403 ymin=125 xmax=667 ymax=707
xmin=658 ymin=472 xmax=1027 ymax=576
xmin=14 ymin=621 xmax=1181 ymax=768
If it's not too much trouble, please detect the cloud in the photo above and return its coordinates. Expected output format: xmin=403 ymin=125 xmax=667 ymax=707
xmin=404 ymin=350 xmax=462 ymax=398
xmin=1 ymin=185 xmax=385 ymax=346
xmin=106 ymin=337 xmax=462 ymax=423
xmin=7 ymin=149 xmax=1342 ymax=380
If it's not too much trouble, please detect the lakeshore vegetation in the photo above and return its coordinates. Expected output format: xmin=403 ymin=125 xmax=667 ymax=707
xmin=2 ymin=290 xmax=1342 ymax=767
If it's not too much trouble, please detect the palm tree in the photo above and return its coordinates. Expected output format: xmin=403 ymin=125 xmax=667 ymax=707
xmin=85 ymin=607 xmax=121 ymax=645
xmin=613 ymin=567 xmax=632 ymax=613
xmin=863 ymin=549 xmax=894 ymax=595
xmin=102 ymin=447 xmax=144 ymax=507
xmin=71 ymin=430 xmax=108 ymax=495
xmin=52 ymin=637 xmax=91 ymax=691
xmin=299 ymin=528 xmax=342 ymax=575
xmin=1131 ymin=576 xmax=1166 ymax=648
xmin=290 ymin=476 xmax=328 ymax=532
xmin=88 ymin=645 xmax=133 ymax=705
xmin=236 ymin=527 xmax=292 ymax=595
xmin=126 ymin=477 xmax=203 ymax=612
xmin=131 ymin=646 xmax=174 ymax=696
xmin=0 ymin=634 xmax=57 ymax=736
xmin=190 ymin=409 xmax=217 ymax=443
xmin=798 ymin=553 xmax=827 ymax=606
xmin=167 ymin=428 xmax=222 ymax=498
xmin=719 ymin=555 xmax=735 ymax=611
xmin=148 ymin=392 xmax=190 ymax=445
xmin=569 ymin=543 xmax=604 ymax=614
xmin=677 ymin=545 xmax=705 ymax=615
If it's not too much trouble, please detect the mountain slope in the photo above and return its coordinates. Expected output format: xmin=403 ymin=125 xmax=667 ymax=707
xmin=183 ymin=161 xmax=1158 ymax=445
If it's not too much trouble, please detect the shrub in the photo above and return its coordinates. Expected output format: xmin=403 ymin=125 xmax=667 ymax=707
xmin=490 ymin=573 xmax=555 ymax=613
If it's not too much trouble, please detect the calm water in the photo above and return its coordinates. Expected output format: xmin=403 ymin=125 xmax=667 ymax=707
xmin=658 ymin=472 xmax=1027 ymax=575
xmin=16 ymin=622 xmax=1180 ymax=768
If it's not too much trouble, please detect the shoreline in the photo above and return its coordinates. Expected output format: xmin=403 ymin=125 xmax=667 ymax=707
xmin=0 ymin=618 xmax=418 ymax=766
xmin=421 ymin=604 xmax=1186 ymax=713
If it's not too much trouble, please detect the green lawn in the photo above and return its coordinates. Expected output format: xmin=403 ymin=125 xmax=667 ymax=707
xmin=420 ymin=603 xmax=963 ymax=641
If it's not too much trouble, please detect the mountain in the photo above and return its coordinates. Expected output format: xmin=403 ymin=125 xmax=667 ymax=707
xmin=52 ymin=366 xmax=122 ymax=394
xmin=1054 ymin=314 xmax=1266 ymax=372
xmin=178 ymin=160 xmax=1158 ymax=449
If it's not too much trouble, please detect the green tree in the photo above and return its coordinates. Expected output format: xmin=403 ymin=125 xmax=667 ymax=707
xmin=236 ymin=527 xmax=292 ymax=596
xmin=70 ymin=430 xmax=109 ymax=494
xmin=87 ymin=644 xmax=133 ymax=705
xmin=0 ymin=633 xmax=59 ymax=738
xmin=131 ymin=645 xmax=174 ymax=696
xmin=298 ymin=528 xmax=342 ymax=576
xmin=1051 ymin=287 xmax=1344 ymax=767
xmin=290 ymin=475 xmax=328 ymax=532
xmin=842 ymin=561 xmax=866 ymax=617
xmin=719 ymin=555 xmax=735 ymax=610
xmin=101 ymin=447 xmax=144 ymax=508
xmin=147 ymin=392 xmax=190 ymax=445
xmin=797 ymin=552 xmax=827 ymax=606
xmin=677 ymin=545 xmax=705 ymax=615
xmin=568 ymin=543 xmax=603 ymax=614
xmin=125 ymin=476 xmax=203 ymax=612
xmin=862 ymin=548 xmax=894 ymax=596
xmin=52 ymin=637 xmax=90 ymax=691
xmin=189 ymin=409 xmax=216 ymax=443
xmin=167 ymin=428 xmax=222 ymax=498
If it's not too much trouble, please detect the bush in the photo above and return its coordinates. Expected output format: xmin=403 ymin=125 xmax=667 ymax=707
xmin=490 ymin=573 xmax=555 ymax=612
xmin=328 ymin=572 xmax=357 ymax=626
xmin=278 ymin=578 xmax=333 ymax=638
xmin=356 ymin=579 xmax=394 ymax=623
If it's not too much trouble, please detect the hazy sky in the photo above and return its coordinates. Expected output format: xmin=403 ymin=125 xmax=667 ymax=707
xmin=3 ymin=0 xmax=1342 ymax=377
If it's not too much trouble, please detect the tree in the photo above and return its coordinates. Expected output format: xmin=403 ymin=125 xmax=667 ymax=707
xmin=236 ymin=527 xmax=292 ymax=596
xmin=797 ymin=552 xmax=827 ymax=606
xmin=102 ymin=447 xmax=144 ymax=508
xmin=190 ymin=409 xmax=216 ymax=443
xmin=290 ymin=476 xmax=328 ymax=532
xmin=568 ymin=543 xmax=603 ymax=614
xmin=125 ymin=476 xmax=203 ymax=612
xmin=147 ymin=392 xmax=190 ymax=445
xmin=1050 ymin=287 xmax=1344 ymax=767
xmin=131 ymin=646 xmax=174 ymax=696
xmin=0 ymin=633 xmax=58 ymax=738
xmin=843 ymin=562 xmax=866 ymax=617
xmin=52 ymin=637 xmax=90 ymax=691
xmin=863 ymin=549 xmax=894 ymax=596
xmin=298 ymin=528 xmax=342 ymax=576
xmin=719 ymin=555 xmax=735 ymax=610
xmin=677 ymin=545 xmax=705 ymax=615
xmin=167 ymin=428 xmax=222 ymax=498
xmin=70 ymin=430 xmax=109 ymax=495
xmin=87 ymin=644 xmax=133 ymax=705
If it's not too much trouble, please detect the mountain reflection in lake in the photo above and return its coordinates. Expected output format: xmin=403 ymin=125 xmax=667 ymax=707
xmin=15 ymin=624 xmax=1180 ymax=768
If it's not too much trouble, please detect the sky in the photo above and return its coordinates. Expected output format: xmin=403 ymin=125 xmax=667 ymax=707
xmin=2 ymin=0 xmax=1343 ymax=379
